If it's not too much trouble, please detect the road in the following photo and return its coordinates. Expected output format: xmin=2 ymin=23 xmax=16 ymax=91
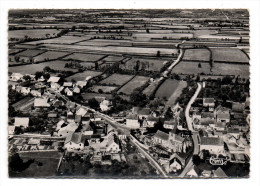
xmin=179 ymin=83 xmax=202 ymax=177
xmin=163 ymin=49 xmax=184 ymax=77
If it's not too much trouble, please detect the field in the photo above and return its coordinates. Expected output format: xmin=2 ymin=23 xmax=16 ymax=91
xmin=65 ymin=70 xmax=102 ymax=81
xmin=118 ymin=75 xmax=150 ymax=95
xmin=63 ymin=53 xmax=106 ymax=62
xmin=182 ymin=49 xmax=210 ymax=61
xmin=81 ymin=93 xmax=113 ymax=100
xmin=88 ymin=85 xmax=118 ymax=93
xmin=16 ymin=49 xmax=46 ymax=57
xmin=8 ymin=29 xmax=60 ymax=39
xmin=34 ymin=51 xmax=70 ymax=62
xmin=9 ymin=151 xmax=62 ymax=178
xmin=171 ymin=61 xmax=212 ymax=75
xmin=142 ymin=78 xmax=161 ymax=97
xmin=166 ymin=81 xmax=187 ymax=105
xmin=99 ymin=73 xmax=134 ymax=86
xmin=171 ymin=61 xmax=249 ymax=77
xmin=24 ymin=35 xmax=92 ymax=45
xmin=9 ymin=60 xmax=78 ymax=74
xmin=155 ymin=79 xmax=184 ymax=100
xmin=40 ymin=44 xmax=178 ymax=56
xmin=9 ymin=48 xmax=24 ymax=55
xmin=120 ymin=57 xmax=168 ymax=72
xmin=102 ymin=55 xmax=125 ymax=62
xmin=210 ymin=48 xmax=249 ymax=63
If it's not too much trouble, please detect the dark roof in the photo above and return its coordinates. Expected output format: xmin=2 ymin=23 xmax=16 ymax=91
xmin=214 ymin=167 xmax=227 ymax=177
xmin=147 ymin=116 xmax=159 ymax=121
xmin=200 ymin=137 xmax=224 ymax=146
xmin=217 ymin=112 xmax=230 ymax=120
xmin=201 ymin=112 xmax=215 ymax=118
xmin=232 ymin=102 xmax=244 ymax=112
xmin=203 ymin=98 xmax=215 ymax=104
xmin=133 ymin=107 xmax=150 ymax=115
xmin=154 ymin=130 xmax=169 ymax=141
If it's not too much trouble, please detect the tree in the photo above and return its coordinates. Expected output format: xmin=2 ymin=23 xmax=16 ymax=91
xmin=23 ymin=75 xmax=31 ymax=81
xmin=192 ymin=155 xmax=201 ymax=166
xmin=146 ymin=28 xmax=150 ymax=33
xmin=43 ymin=66 xmax=51 ymax=72
xmin=198 ymin=63 xmax=202 ymax=68
xmin=35 ymin=71 xmax=43 ymax=80
xmin=88 ymin=98 xmax=99 ymax=109
xmin=9 ymin=153 xmax=23 ymax=172
xmin=156 ymin=50 xmax=161 ymax=57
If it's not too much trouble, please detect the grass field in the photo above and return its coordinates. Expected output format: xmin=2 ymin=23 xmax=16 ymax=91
xmin=118 ymin=75 xmax=150 ymax=95
xmin=171 ymin=61 xmax=212 ymax=75
xmin=63 ymin=53 xmax=106 ymax=62
xmin=120 ymin=57 xmax=167 ymax=72
xmin=212 ymin=63 xmax=249 ymax=78
xmin=41 ymin=44 xmax=178 ymax=56
xmin=24 ymin=35 xmax=91 ymax=45
xmin=166 ymin=81 xmax=187 ymax=105
xmin=80 ymin=62 xmax=96 ymax=69
xmin=155 ymin=79 xmax=183 ymax=100
xmin=210 ymin=48 xmax=249 ymax=63
xmin=34 ymin=51 xmax=70 ymax=62
xmin=8 ymin=29 xmax=60 ymax=40
xmin=102 ymin=55 xmax=125 ymax=62
xmin=65 ymin=70 xmax=102 ymax=81
xmin=9 ymin=151 xmax=62 ymax=178
xmin=16 ymin=49 xmax=46 ymax=57
xmin=182 ymin=49 xmax=210 ymax=61
xmin=9 ymin=60 xmax=78 ymax=74
xmin=88 ymin=85 xmax=118 ymax=93
xmin=99 ymin=73 xmax=134 ymax=86
xmin=142 ymin=78 xmax=161 ymax=97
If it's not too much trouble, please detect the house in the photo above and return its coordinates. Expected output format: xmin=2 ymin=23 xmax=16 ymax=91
xmin=34 ymin=98 xmax=50 ymax=107
xmin=63 ymin=82 xmax=73 ymax=87
xmin=82 ymin=124 xmax=94 ymax=135
xmin=14 ymin=117 xmax=29 ymax=128
xmin=76 ymin=107 xmax=87 ymax=117
xmin=201 ymin=170 xmax=212 ymax=177
xmin=67 ymin=112 xmax=75 ymax=123
xmin=48 ymin=113 xmax=58 ymax=118
xmin=82 ymin=114 xmax=91 ymax=125
xmin=168 ymin=153 xmax=185 ymax=173
xmin=73 ymin=86 xmax=80 ymax=94
xmin=56 ymin=120 xmax=65 ymax=131
xmin=21 ymin=87 xmax=31 ymax=95
xmin=76 ymin=81 xmax=87 ymax=88
xmin=117 ymin=129 xmax=130 ymax=140
xmin=8 ymin=126 xmax=15 ymax=135
xmin=216 ymin=112 xmax=230 ymax=123
xmin=47 ymin=76 xmax=60 ymax=83
xmin=168 ymin=130 xmax=185 ymax=152
xmin=9 ymin=73 xmax=23 ymax=82
xmin=105 ymin=137 xmax=121 ymax=153
xmin=232 ymin=102 xmax=245 ymax=113
xmin=215 ymin=122 xmax=226 ymax=131
xmin=186 ymin=165 xmax=200 ymax=177
xmin=58 ymin=123 xmax=79 ymax=137
xmin=213 ymin=167 xmax=228 ymax=178
xmin=126 ymin=114 xmax=140 ymax=128
xmin=64 ymin=132 xmax=86 ymax=151
xmin=30 ymin=89 xmax=42 ymax=97
xmin=200 ymin=137 xmax=224 ymax=154
xmin=144 ymin=116 xmax=158 ymax=128
xmin=203 ymin=98 xmax=215 ymax=111
xmin=75 ymin=115 xmax=82 ymax=123
xmin=100 ymin=99 xmax=112 ymax=112
xmin=132 ymin=107 xmax=150 ymax=119
xmin=64 ymin=87 xmax=73 ymax=96
xmin=153 ymin=130 xmax=169 ymax=146
xmin=50 ymin=82 xmax=60 ymax=90
xmin=163 ymin=119 xmax=176 ymax=130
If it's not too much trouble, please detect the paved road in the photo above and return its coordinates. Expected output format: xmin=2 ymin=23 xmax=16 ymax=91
xmin=179 ymin=83 xmax=202 ymax=177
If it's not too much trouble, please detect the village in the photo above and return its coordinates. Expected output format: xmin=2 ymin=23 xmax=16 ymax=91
xmin=8 ymin=9 xmax=250 ymax=178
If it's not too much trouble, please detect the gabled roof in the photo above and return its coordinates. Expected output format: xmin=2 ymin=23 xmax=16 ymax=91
xmin=217 ymin=112 xmax=230 ymax=120
xmin=147 ymin=116 xmax=159 ymax=122
xmin=76 ymin=107 xmax=87 ymax=117
xmin=214 ymin=167 xmax=227 ymax=177
xmin=203 ymin=98 xmax=215 ymax=104
xmin=201 ymin=112 xmax=215 ymax=118
xmin=200 ymin=137 xmax=224 ymax=146
xmin=133 ymin=107 xmax=150 ymax=115
xmin=65 ymin=132 xmax=83 ymax=144
xmin=63 ymin=82 xmax=73 ymax=87
xmin=127 ymin=114 xmax=139 ymax=120
xmin=34 ymin=98 xmax=50 ymax=107
xmin=47 ymin=76 xmax=60 ymax=83
xmin=154 ymin=130 xmax=169 ymax=141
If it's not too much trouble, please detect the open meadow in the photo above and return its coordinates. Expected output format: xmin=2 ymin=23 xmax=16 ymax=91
xmin=65 ymin=70 xmax=102 ymax=81
xmin=99 ymin=73 xmax=134 ymax=86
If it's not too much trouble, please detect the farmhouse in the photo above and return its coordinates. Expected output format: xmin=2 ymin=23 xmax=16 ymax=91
xmin=65 ymin=132 xmax=86 ymax=151
xmin=58 ymin=123 xmax=79 ymax=138
xmin=126 ymin=114 xmax=140 ymax=128
xmin=132 ymin=107 xmax=150 ymax=119
xmin=14 ymin=117 xmax=29 ymax=128
xmin=203 ymin=98 xmax=215 ymax=111
xmin=153 ymin=130 xmax=169 ymax=146
xmin=34 ymin=98 xmax=50 ymax=107
xmin=200 ymin=137 xmax=225 ymax=154
xmin=163 ymin=119 xmax=177 ymax=130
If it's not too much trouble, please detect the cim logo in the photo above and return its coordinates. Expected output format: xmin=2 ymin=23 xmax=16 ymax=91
xmin=209 ymin=156 xmax=228 ymax=165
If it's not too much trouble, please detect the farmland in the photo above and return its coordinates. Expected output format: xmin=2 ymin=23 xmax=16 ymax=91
xmin=63 ymin=53 xmax=106 ymax=62
xmin=9 ymin=60 xmax=78 ymax=74
xmin=166 ymin=81 xmax=187 ymax=106
xmin=120 ymin=57 xmax=168 ymax=72
xmin=210 ymin=48 xmax=249 ymax=63
xmin=182 ymin=49 xmax=210 ymax=62
xmin=102 ymin=55 xmax=125 ymax=62
xmin=155 ymin=79 xmax=185 ymax=100
xmin=65 ymin=70 xmax=102 ymax=81
xmin=171 ymin=61 xmax=212 ymax=75
xmin=15 ymin=49 xmax=46 ymax=57
xmin=34 ymin=51 xmax=70 ymax=62
xmin=88 ymin=85 xmax=118 ymax=93
xmin=99 ymin=73 xmax=134 ymax=86
xmin=81 ymin=93 xmax=113 ymax=100
xmin=118 ymin=75 xmax=150 ymax=95
xmin=8 ymin=29 xmax=60 ymax=40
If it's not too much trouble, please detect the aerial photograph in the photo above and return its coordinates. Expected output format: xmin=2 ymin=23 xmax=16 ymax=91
xmin=7 ymin=9 xmax=250 ymax=178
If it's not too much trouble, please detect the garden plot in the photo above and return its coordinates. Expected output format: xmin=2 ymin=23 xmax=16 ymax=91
xmin=9 ymin=60 xmax=78 ymax=74
xmin=155 ymin=79 xmax=184 ymax=100
xmin=88 ymin=85 xmax=118 ymax=93
xmin=210 ymin=48 xmax=249 ymax=63
xmin=99 ymin=73 xmax=134 ymax=86
xmin=8 ymin=29 xmax=60 ymax=40
xmin=63 ymin=53 xmax=106 ymax=62
xmin=34 ymin=51 xmax=70 ymax=62
xmin=120 ymin=57 xmax=168 ymax=72
xmin=65 ymin=70 xmax=102 ymax=81
xmin=118 ymin=75 xmax=150 ymax=95
xmin=166 ymin=81 xmax=187 ymax=106
xmin=182 ymin=49 xmax=210 ymax=62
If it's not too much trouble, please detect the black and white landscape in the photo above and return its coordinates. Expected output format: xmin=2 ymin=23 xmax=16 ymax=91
xmin=8 ymin=9 xmax=250 ymax=178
